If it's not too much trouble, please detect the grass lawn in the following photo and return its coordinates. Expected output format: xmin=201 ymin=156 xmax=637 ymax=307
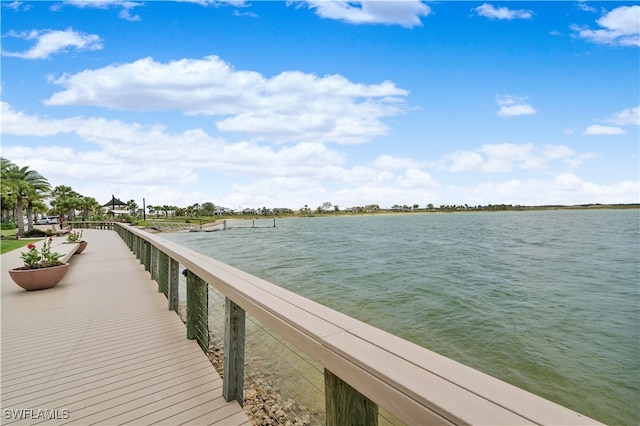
xmin=0 ymin=239 xmax=33 ymax=255
xmin=0 ymin=229 xmax=42 ymax=255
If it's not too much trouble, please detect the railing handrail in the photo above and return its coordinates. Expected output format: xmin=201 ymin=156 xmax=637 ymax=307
xmin=113 ymin=222 xmax=601 ymax=425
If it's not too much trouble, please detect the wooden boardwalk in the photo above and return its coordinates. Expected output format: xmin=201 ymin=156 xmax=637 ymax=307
xmin=1 ymin=230 xmax=250 ymax=426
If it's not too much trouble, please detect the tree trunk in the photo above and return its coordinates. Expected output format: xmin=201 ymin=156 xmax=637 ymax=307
xmin=26 ymin=202 xmax=34 ymax=232
xmin=16 ymin=196 xmax=25 ymax=236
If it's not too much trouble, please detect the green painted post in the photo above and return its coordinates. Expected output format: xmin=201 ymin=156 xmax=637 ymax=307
xmin=325 ymin=369 xmax=378 ymax=426
xmin=223 ymin=298 xmax=245 ymax=405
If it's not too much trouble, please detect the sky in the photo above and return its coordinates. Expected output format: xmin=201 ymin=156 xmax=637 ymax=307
xmin=1 ymin=0 xmax=639 ymax=211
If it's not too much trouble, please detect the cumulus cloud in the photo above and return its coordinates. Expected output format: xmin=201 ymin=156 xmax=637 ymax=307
xmin=397 ymin=168 xmax=437 ymax=188
xmin=2 ymin=100 xmax=635 ymax=207
xmin=449 ymin=174 xmax=639 ymax=205
xmin=584 ymin=124 xmax=626 ymax=135
xmin=446 ymin=143 xmax=580 ymax=173
xmin=373 ymin=155 xmax=430 ymax=171
xmin=607 ymin=106 xmax=640 ymax=126
xmin=45 ymin=55 xmax=408 ymax=144
xmin=473 ymin=3 xmax=533 ymax=20
xmin=1 ymin=101 xmax=346 ymax=186
xmin=496 ymin=95 xmax=537 ymax=117
xmin=2 ymin=28 xmax=103 ymax=59
xmin=1 ymin=102 xmax=82 ymax=135
xmin=572 ymin=5 xmax=640 ymax=47
xmin=295 ymin=1 xmax=431 ymax=28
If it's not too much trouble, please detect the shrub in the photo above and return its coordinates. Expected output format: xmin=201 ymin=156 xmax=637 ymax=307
xmin=1 ymin=223 xmax=18 ymax=230
xmin=23 ymin=229 xmax=47 ymax=238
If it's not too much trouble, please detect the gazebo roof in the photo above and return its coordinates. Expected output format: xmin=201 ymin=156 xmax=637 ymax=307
xmin=102 ymin=195 xmax=127 ymax=208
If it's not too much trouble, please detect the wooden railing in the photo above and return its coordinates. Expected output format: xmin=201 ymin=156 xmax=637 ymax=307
xmin=113 ymin=223 xmax=601 ymax=425
xmin=69 ymin=220 xmax=115 ymax=230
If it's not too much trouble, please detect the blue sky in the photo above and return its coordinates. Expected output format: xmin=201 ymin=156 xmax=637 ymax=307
xmin=1 ymin=1 xmax=638 ymax=210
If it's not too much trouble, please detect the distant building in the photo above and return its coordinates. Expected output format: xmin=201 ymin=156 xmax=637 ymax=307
xmin=214 ymin=206 xmax=232 ymax=215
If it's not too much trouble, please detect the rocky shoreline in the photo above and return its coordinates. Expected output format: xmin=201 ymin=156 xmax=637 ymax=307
xmin=177 ymin=303 xmax=321 ymax=425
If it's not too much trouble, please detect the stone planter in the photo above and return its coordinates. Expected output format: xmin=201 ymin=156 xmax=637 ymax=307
xmin=8 ymin=263 xmax=70 ymax=291
xmin=75 ymin=241 xmax=88 ymax=254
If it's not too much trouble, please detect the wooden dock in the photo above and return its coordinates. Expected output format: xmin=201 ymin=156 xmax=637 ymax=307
xmin=0 ymin=231 xmax=250 ymax=426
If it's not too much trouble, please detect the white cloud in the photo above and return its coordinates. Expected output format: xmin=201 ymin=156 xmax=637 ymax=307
xmin=1 ymin=102 xmax=634 ymax=208
xmin=3 ymin=1 xmax=32 ymax=11
xmin=1 ymin=102 xmax=82 ymax=135
xmin=448 ymin=151 xmax=485 ymax=172
xmin=2 ymin=28 xmax=103 ymax=59
xmin=496 ymin=95 xmax=537 ymax=117
xmin=1 ymin=101 xmax=346 ymax=188
xmin=584 ymin=125 xmax=626 ymax=135
xmin=52 ymin=0 xmax=142 ymax=21
xmin=473 ymin=3 xmax=533 ymax=20
xmin=446 ymin=143 xmax=579 ymax=173
xmin=296 ymin=1 xmax=431 ymax=28
xmin=373 ymin=155 xmax=428 ymax=170
xmin=607 ymin=106 xmax=640 ymax=126
xmin=397 ymin=168 xmax=437 ymax=188
xmin=448 ymin=174 xmax=639 ymax=205
xmin=577 ymin=1 xmax=596 ymax=13
xmin=175 ymin=0 xmax=249 ymax=6
xmin=45 ymin=55 xmax=409 ymax=144
xmin=572 ymin=5 xmax=640 ymax=47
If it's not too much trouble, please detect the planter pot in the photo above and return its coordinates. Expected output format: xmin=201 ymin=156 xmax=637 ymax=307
xmin=75 ymin=241 xmax=88 ymax=254
xmin=8 ymin=263 xmax=70 ymax=291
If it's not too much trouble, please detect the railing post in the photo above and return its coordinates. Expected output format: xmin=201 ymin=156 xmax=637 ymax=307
xmin=186 ymin=271 xmax=209 ymax=351
xmin=144 ymin=241 xmax=151 ymax=272
xmin=168 ymin=258 xmax=179 ymax=312
xmin=158 ymin=251 xmax=169 ymax=296
xmin=134 ymin=236 xmax=141 ymax=259
xmin=223 ymin=298 xmax=245 ymax=405
xmin=325 ymin=369 xmax=378 ymax=426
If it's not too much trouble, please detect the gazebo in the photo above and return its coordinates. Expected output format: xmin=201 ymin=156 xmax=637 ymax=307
xmin=102 ymin=195 xmax=128 ymax=220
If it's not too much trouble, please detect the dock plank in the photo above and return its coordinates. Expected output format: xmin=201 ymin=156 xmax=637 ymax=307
xmin=1 ymin=231 xmax=248 ymax=426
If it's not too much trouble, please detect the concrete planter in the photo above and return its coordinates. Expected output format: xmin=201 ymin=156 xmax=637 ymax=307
xmin=8 ymin=263 xmax=70 ymax=291
xmin=75 ymin=241 xmax=88 ymax=254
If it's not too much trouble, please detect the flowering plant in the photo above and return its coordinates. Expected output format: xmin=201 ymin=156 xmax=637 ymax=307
xmin=66 ymin=230 xmax=83 ymax=243
xmin=20 ymin=238 xmax=63 ymax=269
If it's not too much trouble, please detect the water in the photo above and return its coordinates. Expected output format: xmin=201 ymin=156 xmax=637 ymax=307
xmin=163 ymin=209 xmax=640 ymax=425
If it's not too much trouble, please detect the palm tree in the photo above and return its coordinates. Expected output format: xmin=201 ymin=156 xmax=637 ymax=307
xmin=24 ymin=176 xmax=51 ymax=232
xmin=50 ymin=185 xmax=81 ymax=222
xmin=126 ymin=199 xmax=138 ymax=218
xmin=78 ymin=196 xmax=101 ymax=221
xmin=1 ymin=161 xmax=50 ymax=235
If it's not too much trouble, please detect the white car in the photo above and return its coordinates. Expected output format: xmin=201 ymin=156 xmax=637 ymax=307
xmin=36 ymin=216 xmax=59 ymax=225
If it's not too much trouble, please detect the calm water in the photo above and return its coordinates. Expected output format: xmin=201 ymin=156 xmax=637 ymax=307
xmin=163 ymin=209 xmax=640 ymax=425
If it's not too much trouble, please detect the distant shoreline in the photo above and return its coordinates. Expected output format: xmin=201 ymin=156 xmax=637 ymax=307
xmin=135 ymin=204 xmax=639 ymax=233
